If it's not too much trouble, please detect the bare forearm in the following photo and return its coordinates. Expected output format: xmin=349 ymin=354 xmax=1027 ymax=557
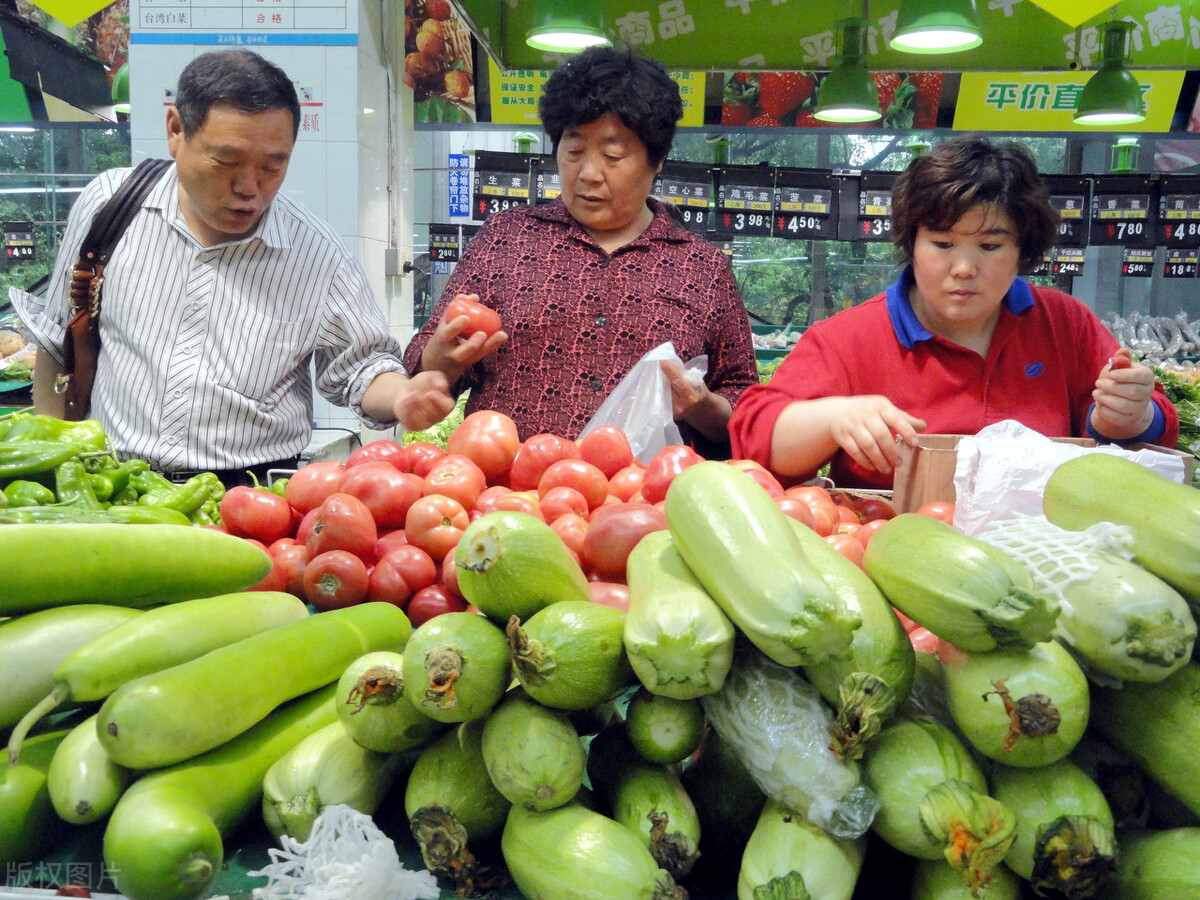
xmin=769 ymin=398 xmax=843 ymax=477
xmin=682 ymin=391 xmax=733 ymax=443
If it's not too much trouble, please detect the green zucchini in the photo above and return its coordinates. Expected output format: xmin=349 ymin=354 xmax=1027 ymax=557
xmin=910 ymin=857 xmax=1021 ymax=900
xmin=97 ymin=601 xmax=410 ymax=769
xmin=863 ymin=514 xmax=1059 ymax=651
xmin=0 ymin=728 xmax=70 ymax=870
xmin=1090 ymin=661 xmax=1200 ymax=818
xmin=0 ymin=523 xmax=273 ymax=615
xmin=737 ymin=798 xmax=865 ymax=900
xmin=47 ymin=713 xmax=134 ymax=826
xmin=1096 ymin=827 xmax=1200 ymax=900
xmin=481 ymin=688 xmax=584 ymax=811
xmin=501 ymin=801 xmax=686 ymax=900
xmin=456 ymin=510 xmax=592 ymax=622
xmin=664 ymin=460 xmax=860 ymax=667
xmin=1044 ymin=452 xmax=1200 ymax=608
xmin=989 ymin=758 xmax=1116 ymax=894
xmin=790 ymin=517 xmax=916 ymax=760
xmin=623 ymin=529 xmax=735 ymax=700
xmin=0 ymin=603 xmax=141 ymax=729
xmin=940 ymin=639 xmax=1089 ymax=767
xmin=102 ymin=685 xmax=336 ymax=900
xmin=402 ymin=610 xmax=511 ymax=724
xmin=624 ymin=687 xmax=705 ymax=765
xmin=335 ymin=650 xmax=442 ymax=753
xmin=508 ymin=600 xmax=634 ymax=710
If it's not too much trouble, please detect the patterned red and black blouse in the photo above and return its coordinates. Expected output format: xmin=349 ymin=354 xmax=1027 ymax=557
xmin=404 ymin=197 xmax=758 ymax=454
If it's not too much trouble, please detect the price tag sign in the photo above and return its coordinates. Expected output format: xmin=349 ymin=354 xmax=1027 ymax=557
xmin=855 ymin=173 xmax=895 ymax=243
xmin=1158 ymin=175 xmax=1200 ymax=247
xmin=654 ymin=161 xmax=713 ymax=233
xmin=1163 ymin=247 xmax=1198 ymax=279
xmin=461 ymin=224 xmax=481 ymax=247
xmin=772 ymin=168 xmax=836 ymax=241
xmin=1089 ymin=176 xmax=1156 ymax=248
xmin=1050 ymin=246 xmax=1086 ymax=277
xmin=1121 ymin=247 xmax=1155 ymax=277
xmin=535 ymin=155 xmax=561 ymax=205
xmin=472 ymin=151 xmax=531 ymax=221
xmin=1043 ymin=176 xmax=1091 ymax=248
xmin=429 ymin=223 xmax=460 ymax=263
xmin=714 ymin=165 xmax=775 ymax=237
xmin=3 ymin=221 xmax=34 ymax=262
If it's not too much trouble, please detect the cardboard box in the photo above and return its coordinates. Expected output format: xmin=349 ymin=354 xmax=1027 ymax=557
xmin=891 ymin=434 xmax=1196 ymax=514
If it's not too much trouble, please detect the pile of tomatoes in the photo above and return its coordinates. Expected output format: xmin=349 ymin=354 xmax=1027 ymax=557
xmin=213 ymin=409 xmax=954 ymax=629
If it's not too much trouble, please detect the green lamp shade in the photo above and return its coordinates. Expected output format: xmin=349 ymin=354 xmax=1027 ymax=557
xmin=1073 ymin=67 xmax=1146 ymax=125
xmin=814 ymin=63 xmax=881 ymax=123
xmin=111 ymin=62 xmax=130 ymax=114
xmin=526 ymin=6 xmax=607 ymax=53
xmin=890 ymin=0 xmax=982 ymax=54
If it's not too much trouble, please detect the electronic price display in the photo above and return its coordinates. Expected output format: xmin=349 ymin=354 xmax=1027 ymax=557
xmin=1042 ymin=176 xmax=1091 ymax=248
xmin=1163 ymin=246 xmax=1198 ymax=279
xmin=855 ymin=172 xmax=896 ymax=243
xmin=472 ymin=150 xmax=531 ymax=221
xmin=534 ymin=155 xmax=561 ymax=206
xmin=1121 ymin=247 xmax=1156 ymax=277
xmin=707 ymin=233 xmax=736 ymax=258
xmin=461 ymin=223 xmax=481 ymax=249
xmin=1050 ymin=247 xmax=1086 ymax=277
xmin=713 ymin=165 xmax=776 ymax=237
xmin=429 ymin=223 xmax=460 ymax=263
xmin=1089 ymin=175 xmax=1156 ymax=248
xmin=1158 ymin=174 xmax=1200 ymax=251
xmin=3 ymin=221 xmax=34 ymax=262
xmin=654 ymin=161 xmax=713 ymax=233
xmin=772 ymin=168 xmax=837 ymax=241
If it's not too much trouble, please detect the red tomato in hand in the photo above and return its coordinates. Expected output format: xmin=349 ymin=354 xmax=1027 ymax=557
xmin=538 ymin=459 xmax=609 ymax=511
xmin=406 ymin=583 xmax=468 ymax=627
xmin=916 ymin=501 xmax=956 ymax=525
xmin=640 ymin=445 xmax=703 ymax=504
xmin=422 ymin=453 xmax=487 ymax=510
xmin=306 ymin=492 xmax=378 ymax=563
xmin=339 ymin=462 xmax=424 ymax=531
xmin=509 ymin=433 xmax=581 ymax=492
xmin=219 ymin=486 xmax=293 ymax=545
xmin=445 ymin=295 xmax=503 ymax=339
xmin=405 ymin=441 xmax=446 ymax=478
xmin=346 ymin=439 xmax=409 ymax=471
xmin=579 ymin=426 xmax=634 ymax=480
xmin=447 ymin=410 xmax=520 ymax=481
xmin=607 ymin=465 xmax=645 ymax=502
xmin=368 ymin=545 xmax=437 ymax=607
xmin=405 ymin=494 xmax=470 ymax=560
xmin=581 ymin=503 xmax=667 ymax=581
xmin=303 ymin=549 xmax=369 ymax=610
xmin=285 ymin=461 xmax=346 ymax=515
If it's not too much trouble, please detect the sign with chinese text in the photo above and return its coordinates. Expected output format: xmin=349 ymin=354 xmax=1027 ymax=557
xmin=3 ymin=222 xmax=34 ymax=262
xmin=1159 ymin=175 xmax=1200 ymax=248
xmin=853 ymin=173 xmax=896 ymax=243
xmin=429 ymin=223 xmax=460 ymax=263
xmin=1121 ymin=247 xmax=1156 ymax=277
xmin=714 ymin=165 xmax=775 ymax=237
xmin=448 ymin=153 xmax=471 ymax=217
xmin=535 ymin=155 xmax=561 ymax=205
xmin=472 ymin=151 xmax=530 ymax=221
xmin=1090 ymin=176 xmax=1156 ymax=248
xmin=772 ymin=168 xmax=836 ymax=241
xmin=1164 ymin=247 xmax=1198 ymax=279
xmin=1044 ymin=176 xmax=1091 ymax=248
xmin=1050 ymin=247 xmax=1086 ymax=277
xmin=654 ymin=161 xmax=712 ymax=233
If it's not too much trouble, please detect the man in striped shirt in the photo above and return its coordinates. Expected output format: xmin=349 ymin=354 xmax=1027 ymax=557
xmin=14 ymin=50 xmax=453 ymax=484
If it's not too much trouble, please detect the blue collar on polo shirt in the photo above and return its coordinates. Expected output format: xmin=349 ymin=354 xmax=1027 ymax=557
xmin=886 ymin=264 xmax=1036 ymax=349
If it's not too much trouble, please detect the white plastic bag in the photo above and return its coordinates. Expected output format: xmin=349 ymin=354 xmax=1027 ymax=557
xmin=579 ymin=341 xmax=708 ymax=464
xmin=952 ymin=419 xmax=1188 ymax=536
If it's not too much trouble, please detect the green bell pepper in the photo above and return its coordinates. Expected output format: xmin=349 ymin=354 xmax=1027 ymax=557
xmin=55 ymin=458 xmax=105 ymax=510
xmin=4 ymin=480 xmax=57 ymax=507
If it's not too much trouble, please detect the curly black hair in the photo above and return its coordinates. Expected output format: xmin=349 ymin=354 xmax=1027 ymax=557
xmin=175 ymin=50 xmax=301 ymax=141
xmin=890 ymin=135 xmax=1060 ymax=274
xmin=538 ymin=45 xmax=683 ymax=166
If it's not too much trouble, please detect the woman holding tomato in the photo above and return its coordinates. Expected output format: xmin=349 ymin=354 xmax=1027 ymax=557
xmin=730 ymin=135 xmax=1179 ymax=489
xmin=402 ymin=45 xmax=758 ymax=457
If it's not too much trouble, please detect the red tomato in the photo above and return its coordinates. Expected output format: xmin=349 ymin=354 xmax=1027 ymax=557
xmin=589 ymin=494 xmax=623 ymax=519
xmin=640 ymin=445 xmax=703 ymax=504
xmin=588 ymin=581 xmax=631 ymax=612
xmin=538 ymin=459 xmax=609 ymax=511
xmin=405 ymin=494 xmax=470 ymax=560
xmin=581 ymin=503 xmax=668 ymax=581
xmin=909 ymin=626 xmax=941 ymax=654
xmin=856 ymin=496 xmax=897 ymax=523
xmin=275 ymin=544 xmax=310 ymax=599
xmin=445 ymin=295 xmax=502 ymax=339
xmin=345 ymin=439 xmax=409 ymax=471
xmin=775 ymin=496 xmax=817 ymax=530
xmin=579 ymin=426 xmax=634 ymax=480
xmin=808 ymin=504 xmax=838 ymax=537
xmin=835 ymin=505 xmax=861 ymax=525
xmin=303 ymin=549 xmax=369 ymax=611
xmin=284 ymin=460 xmax=346 ymax=515
xmin=540 ymin=485 xmax=590 ymax=522
xmin=367 ymin=545 xmax=437 ymax=607
xmin=447 ymin=410 xmax=520 ymax=482
xmin=786 ymin=484 xmax=837 ymax=512
xmin=508 ymin=433 xmax=581 ymax=492
xmin=242 ymin=539 xmax=289 ymax=593
xmin=853 ymin=518 xmax=889 ymax=549
xmin=441 ymin=545 xmax=463 ymax=599
xmin=892 ymin=606 xmax=920 ymax=634
xmin=306 ymin=492 xmax=378 ymax=563
xmin=267 ymin=537 xmax=300 ymax=557
xmin=607 ymin=465 xmax=645 ymax=502
xmin=825 ymin=532 xmax=865 ymax=568
xmin=916 ymin=501 xmax=956 ymax=525
xmin=339 ymin=462 xmax=424 ymax=531
xmin=727 ymin=462 xmax=785 ymax=499
xmin=295 ymin=507 xmax=321 ymax=547
xmin=484 ymin=490 xmax=544 ymax=520
xmin=405 ymin=441 xmax=447 ymax=478
xmin=422 ymin=453 xmax=487 ymax=510
xmin=406 ymin=583 xmax=468 ymax=627
xmin=220 ymin=486 xmax=294 ymax=545
xmin=549 ymin=512 xmax=589 ymax=559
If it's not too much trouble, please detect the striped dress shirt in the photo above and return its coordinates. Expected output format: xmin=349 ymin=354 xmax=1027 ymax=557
xmin=13 ymin=164 xmax=407 ymax=472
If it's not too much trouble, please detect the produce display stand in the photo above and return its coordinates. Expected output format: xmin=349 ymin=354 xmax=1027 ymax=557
xmin=0 ymin=380 xmax=32 ymax=416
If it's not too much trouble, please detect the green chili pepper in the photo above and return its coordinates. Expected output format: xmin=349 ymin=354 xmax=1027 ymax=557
xmin=55 ymin=458 xmax=104 ymax=510
xmin=137 ymin=472 xmax=221 ymax=516
xmin=0 ymin=505 xmax=192 ymax=526
xmin=109 ymin=485 xmax=139 ymax=505
xmin=0 ymin=441 xmax=84 ymax=481
xmin=4 ymin=480 xmax=57 ymax=508
xmin=270 ymin=477 xmax=289 ymax=498
xmin=0 ymin=413 xmax=107 ymax=451
xmin=110 ymin=459 xmax=150 ymax=497
xmin=88 ymin=471 xmax=115 ymax=503
xmin=129 ymin=469 xmax=177 ymax=497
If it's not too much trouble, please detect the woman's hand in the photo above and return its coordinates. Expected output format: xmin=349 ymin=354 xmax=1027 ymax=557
xmin=1090 ymin=347 xmax=1156 ymax=439
xmin=659 ymin=360 xmax=731 ymax=442
xmin=827 ymin=395 xmax=927 ymax=475
xmin=420 ymin=294 xmax=508 ymax=383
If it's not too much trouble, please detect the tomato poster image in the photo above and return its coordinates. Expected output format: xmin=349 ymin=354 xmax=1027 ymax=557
xmin=720 ymin=70 xmax=942 ymax=129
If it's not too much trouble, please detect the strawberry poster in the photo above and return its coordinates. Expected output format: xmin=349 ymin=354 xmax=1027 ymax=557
xmin=720 ymin=69 xmax=941 ymax=129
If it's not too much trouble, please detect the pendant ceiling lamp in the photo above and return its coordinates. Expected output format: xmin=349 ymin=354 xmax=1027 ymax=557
xmin=890 ymin=0 xmax=982 ymax=54
xmin=1073 ymin=20 xmax=1146 ymax=126
xmin=111 ymin=62 xmax=131 ymax=115
xmin=814 ymin=19 xmax=881 ymax=123
xmin=526 ymin=4 xmax=608 ymax=53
